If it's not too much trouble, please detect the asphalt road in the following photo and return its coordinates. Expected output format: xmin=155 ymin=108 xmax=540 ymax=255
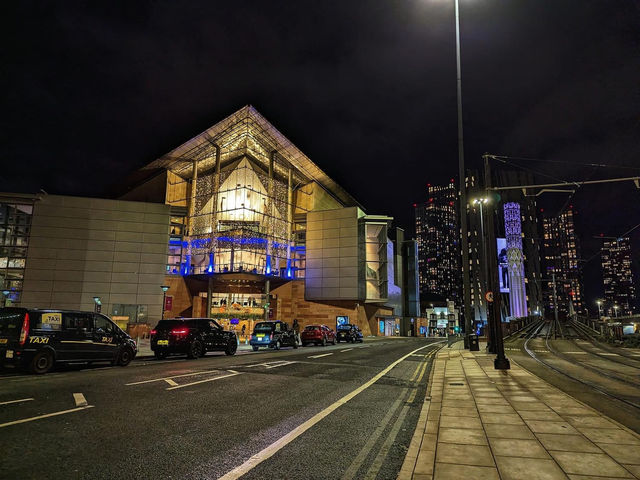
xmin=0 ymin=337 xmax=444 ymax=480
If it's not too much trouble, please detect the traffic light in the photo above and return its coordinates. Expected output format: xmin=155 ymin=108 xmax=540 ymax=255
xmin=454 ymin=326 xmax=460 ymax=333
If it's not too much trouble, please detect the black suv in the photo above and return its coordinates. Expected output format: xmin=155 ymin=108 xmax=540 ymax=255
xmin=249 ymin=321 xmax=298 ymax=351
xmin=336 ymin=324 xmax=364 ymax=343
xmin=150 ymin=318 xmax=237 ymax=359
xmin=0 ymin=307 xmax=137 ymax=374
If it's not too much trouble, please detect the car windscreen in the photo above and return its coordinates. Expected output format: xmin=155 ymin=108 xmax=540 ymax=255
xmin=0 ymin=309 xmax=25 ymax=337
xmin=155 ymin=320 xmax=185 ymax=330
xmin=304 ymin=326 xmax=320 ymax=331
xmin=254 ymin=323 xmax=274 ymax=332
xmin=337 ymin=324 xmax=353 ymax=330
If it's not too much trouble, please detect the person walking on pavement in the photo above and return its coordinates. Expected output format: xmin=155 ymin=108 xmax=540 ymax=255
xmin=292 ymin=318 xmax=301 ymax=346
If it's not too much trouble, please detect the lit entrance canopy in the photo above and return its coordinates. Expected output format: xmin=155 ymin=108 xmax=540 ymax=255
xmin=144 ymin=105 xmax=361 ymax=209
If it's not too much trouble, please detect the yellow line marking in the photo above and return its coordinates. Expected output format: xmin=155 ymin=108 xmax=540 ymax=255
xmin=216 ymin=343 xmax=433 ymax=480
xmin=407 ymin=389 xmax=417 ymax=404
xmin=164 ymin=379 xmax=179 ymax=386
xmin=0 ymin=406 xmax=94 ymax=428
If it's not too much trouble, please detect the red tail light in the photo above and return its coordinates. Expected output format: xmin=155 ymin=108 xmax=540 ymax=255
xmin=19 ymin=313 xmax=30 ymax=346
xmin=171 ymin=328 xmax=189 ymax=335
xmin=150 ymin=329 xmax=157 ymax=336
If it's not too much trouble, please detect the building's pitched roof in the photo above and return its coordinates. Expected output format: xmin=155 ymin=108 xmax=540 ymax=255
xmin=143 ymin=105 xmax=361 ymax=208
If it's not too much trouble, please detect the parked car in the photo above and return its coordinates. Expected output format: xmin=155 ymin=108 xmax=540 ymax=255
xmin=301 ymin=324 xmax=336 ymax=346
xmin=0 ymin=307 xmax=137 ymax=374
xmin=250 ymin=321 xmax=298 ymax=351
xmin=336 ymin=324 xmax=364 ymax=343
xmin=150 ymin=318 xmax=237 ymax=359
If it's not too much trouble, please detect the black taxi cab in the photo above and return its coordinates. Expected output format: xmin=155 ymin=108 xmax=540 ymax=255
xmin=249 ymin=321 xmax=298 ymax=351
xmin=0 ymin=307 xmax=137 ymax=374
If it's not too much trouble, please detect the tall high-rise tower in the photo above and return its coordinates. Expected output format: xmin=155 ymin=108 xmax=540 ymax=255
xmin=601 ymin=237 xmax=636 ymax=316
xmin=414 ymin=180 xmax=461 ymax=306
xmin=542 ymin=207 xmax=585 ymax=317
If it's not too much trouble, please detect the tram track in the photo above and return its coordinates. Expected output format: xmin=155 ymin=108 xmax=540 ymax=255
xmin=521 ymin=320 xmax=640 ymax=412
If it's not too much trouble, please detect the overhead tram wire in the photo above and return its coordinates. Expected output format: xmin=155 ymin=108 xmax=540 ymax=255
xmin=489 ymin=155 xmax=640 ymax=172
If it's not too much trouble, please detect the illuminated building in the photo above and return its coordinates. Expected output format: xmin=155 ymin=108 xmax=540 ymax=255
xmin=119 ymin=105 xmax=410 ymax=334
xmin=541 ymin=207 xmax=585 ymax=317
xmin=3 ymin=106 xmax=417 ymax=336
xmin=503 ymin=202 xmax=527 ymax=318
xmin=414 ymin=180 xmax=461 ymax=308
xmin=601 ymin=237 xmax=636 ymax=316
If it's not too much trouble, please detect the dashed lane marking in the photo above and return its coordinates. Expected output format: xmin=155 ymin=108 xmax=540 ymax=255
xmin=599 ymin=353 xmax=619 ymax=356
xmin=308 ymin=353 xmax=333 ymax=359
xmin=166 ymin=371 xmax=241 ymax=391
xmin=0 ymin=398 xmax=34 ymax=406
xmin=565 ymin=352 xmax=588 ymax=354
xmin=73 ymin=393 xmax=87 ymax=407
xmin=216 ymin=343 xmax=434 ymax=480
xmin=340 ymin=349 xmax=353 ymax=353
xmin=265 ymin=361 xmax=296 ymax=369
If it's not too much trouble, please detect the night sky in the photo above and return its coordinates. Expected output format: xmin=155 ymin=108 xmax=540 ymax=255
xmin=2 ymin=1 xmax=639 ymax=310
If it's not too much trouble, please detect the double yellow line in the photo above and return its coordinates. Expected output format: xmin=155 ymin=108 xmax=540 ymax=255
xmin=407 ymin=350 xmax=436 ymax=403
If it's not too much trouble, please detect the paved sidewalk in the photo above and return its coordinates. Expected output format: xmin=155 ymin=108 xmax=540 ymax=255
xmin=399 ymin=342 xmax=640 ymax=480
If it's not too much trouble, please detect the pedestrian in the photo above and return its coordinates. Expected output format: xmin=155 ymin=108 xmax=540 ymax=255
xmin=292 ymin=318 xmax=301 ymax=345
xmin=241 ymin=324 xmax=246 ymax=339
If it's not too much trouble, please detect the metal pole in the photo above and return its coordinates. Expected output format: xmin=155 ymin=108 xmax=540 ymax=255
xmin=478 ymin=202 xmax=490 ymax=331
xmin=483 ymin=154 xmax=510 ymax=369
xmin=455 ymin=0 xmax=472 ymax=348
xmin=264 ymin=279 xmax=271 ymax=321
xmin=161 ymin=292 xmax=166 ymax=320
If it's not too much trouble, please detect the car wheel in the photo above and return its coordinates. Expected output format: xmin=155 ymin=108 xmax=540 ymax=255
xmin=154 ymin=350 xmax=168 ymax=360
xmin=225 ymin=340 xmax=237 ymax=356
xmin=332 ymin=337 xmax=336 ymax=345
xmin=275 ymin=340 xmax=281 ymax=350
xmin=187 ymin=340 xmax=203 ymax=359
xmin=252 ymin=345 xmax=259 ymax=352
xmin=322 ymin=336 xmax=326 ymax=347
xmin=351 ymin=336 xmax=356 ymax=344
xmin=30 ymin=350 xmax=54 ymax=374
xmin=118 ymin=346 xmax=134 ymax=366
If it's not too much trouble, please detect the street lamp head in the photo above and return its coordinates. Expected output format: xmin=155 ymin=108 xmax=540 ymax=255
xmin=596 ymin=300 xmax=601 ymax=306
xmin=472 ymin=197 xmax=489 ymax=205
xmin=161 ymin=285 xmax=170 ymax=293
xmin=93 ymin=296 xmax=101 ymax=303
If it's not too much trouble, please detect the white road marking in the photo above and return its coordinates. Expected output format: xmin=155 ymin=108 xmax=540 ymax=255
xmin=308 ymin=353 xmax=333 ymax=359
xmin=265 ymin=361 xmax=296 ymax=369
xmin=166 ymin=371 xmax=241 ymax=391
xmin=341 ymin=349 xmax=353 ymax=353
xmin=599 ymin=353 xmax=619 ymax=356
xmin=216 ymin=343 xmax=434 ymax=480
xmin=164 ymin=379 xmax=179 ymax=386
xmin=125 ymin=370 xmax=222 ymax=385
xmin=565 ymin=352 xmax=587 ymax=354
xmin=0 ymin=398 xmax=34 ymax=406
xmin=73 ymin=393 xmax=87 ymax=407
xmin=0 ymin=406 xmax=94 ymax=428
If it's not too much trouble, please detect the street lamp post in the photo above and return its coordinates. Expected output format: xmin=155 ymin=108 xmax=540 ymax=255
xmin=453 ymin=0 xmax=473 ymax=349
xmin=596 ymin=300 xmax=602 ymax=320
xmin=161 ymin=285 xmax=170 ymax=320
xmin=614 ymin=305 xmax=619 ymax=318
xmin=2 ymin=290 xmax=10 ymax=307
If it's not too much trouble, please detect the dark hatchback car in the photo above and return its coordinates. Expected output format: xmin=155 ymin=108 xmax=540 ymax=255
xmin=0 ymin=307 xmax=137 ymax=374
xmin=150 ymin=318 xmax=237 ymax=359
xmin=336 ymin=324 xmax=364 ymax=343
xmin=250 ymin=321 xmax=298 ymax=351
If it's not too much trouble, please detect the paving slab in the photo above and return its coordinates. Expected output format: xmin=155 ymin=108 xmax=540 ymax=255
xmin=399 ymin=343 xmax=640 ymax=480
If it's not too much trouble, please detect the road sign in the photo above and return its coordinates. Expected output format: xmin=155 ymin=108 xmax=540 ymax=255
xmin=485 ymin=291 xmax=494 ymax=303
